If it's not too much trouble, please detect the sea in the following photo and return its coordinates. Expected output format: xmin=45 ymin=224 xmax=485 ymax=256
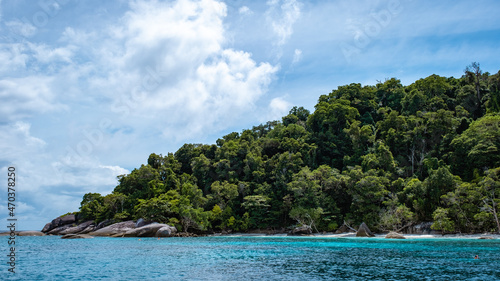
xmin=1 ymin=235 xmax=499 ymax=280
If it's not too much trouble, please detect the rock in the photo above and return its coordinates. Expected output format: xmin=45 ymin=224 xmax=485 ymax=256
xmin=41 ymin=223 xmax=52 ymax=233
xmin=95 ymin=219 xmax=114 ymax=231
xmin=135 ymin=218 xmax=151 ymax=228
xmin=60 ymin=214 xmax=77 ymax=225
xmin=291 ymin=225 xmax=312 ymax=235
xmin=78 ymin=225 xmax=96 ymax=234
xmin=335 ymin=224 xmax=355 ymax=234
xmin=356 ymin=222 xmax=375 ymax=237
xmin=155 ymin=225 xmax=177 ymax=237
xmin=385 ymin=231 xmax=406 ymax=239
xmin=59 ymin=221 xmax=95 ymax=235
xmin=61 ymin=234 xmax=94 ymax=239
xmin=18 ymin=231 xmax=45 ymax=236
xmin=478 ymin=236 xmax=494 ymax=240
xmin=89 ymin=221 xmax=136 ymax=237
xmin=48 ymin=224 xmax=74 ymax=235
xmin=403 ymin=222 xmax=438 ymax=235
xmin=123 ymin=223 xmax=175 ymax=237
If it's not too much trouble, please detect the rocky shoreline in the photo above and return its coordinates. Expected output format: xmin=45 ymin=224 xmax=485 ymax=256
xmin=1 ymin=214 xmax=498 ymax=240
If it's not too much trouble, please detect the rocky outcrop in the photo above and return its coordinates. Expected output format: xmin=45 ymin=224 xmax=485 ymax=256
xmin=61 ymin=234 xmax=94 ymax=239
xmin=335 ymin=224 xmax=356 ymax=234
xmin=156 ymin=225 xmax=178 ymax=237
xmin=385 ymin=231 xmax=406 ymax=239
xmin=135 ymin=218 xmax=152 ymax=228
xmin=42 ymin=214 xmax=78 ymax=233
xmin=48 ymin=224 xmax=75 ymax=235
xmin=402 ymin=222 xmax=439 ymax=235
xmin=88 ymin=221 xmax=136 ymax=237
xmin=58 ymin=221 xmax=95 ymax=235
xmin=356 ymin=222 xmax=375 ymax=237
xmin=18 ymin=231 xmax=45 ymax=236
xmin=290 ymin=225 xmax=312 ymax=235
xmin=122 ymin=223 xmax=176 ymax=237
xmin=95 ymin=219 xmax=114 ymax=231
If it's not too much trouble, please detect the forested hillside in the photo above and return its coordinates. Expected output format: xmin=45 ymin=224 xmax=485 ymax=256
xmin=77 ymin=63 xmax=500 ymax=234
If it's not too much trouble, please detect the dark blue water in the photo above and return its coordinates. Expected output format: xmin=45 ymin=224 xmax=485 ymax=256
xmin=1 ymin=236 xmax=499 ymax=280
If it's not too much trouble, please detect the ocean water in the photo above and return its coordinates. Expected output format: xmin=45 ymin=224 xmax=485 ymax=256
xmin=1 ymin=236 xmax=499 ymax=280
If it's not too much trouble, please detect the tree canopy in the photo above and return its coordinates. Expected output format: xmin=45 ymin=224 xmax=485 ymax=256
xmin=75 ymin=63 xmax=500 ymax=234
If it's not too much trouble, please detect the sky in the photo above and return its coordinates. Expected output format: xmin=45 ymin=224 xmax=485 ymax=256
xmin=1 ymin=0 xmax=499 ymax=231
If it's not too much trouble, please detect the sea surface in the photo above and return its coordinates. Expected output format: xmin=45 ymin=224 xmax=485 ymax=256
xmin=1 ymin=235 xmax=499 ymax=280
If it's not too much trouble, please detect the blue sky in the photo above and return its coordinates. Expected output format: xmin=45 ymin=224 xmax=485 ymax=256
xmin=1 ymin=0 xmax=499 ymax=230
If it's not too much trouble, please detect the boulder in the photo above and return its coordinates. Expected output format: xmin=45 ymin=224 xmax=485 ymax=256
xmin=89 ymin=221 xmax=136 ymax=237
xmin=155 ymin=225 xmax=177 ymax=237
xmin=135 ymin=218 xmax=151 ymax=228
xmin=18 ymin=231 xmax=45 ymax=236
xmin=95 ymin=219 xmax=114 ymax=231
xmin=60 ymin=214 xmax=77 ymax=225
xmin=61 ymin=234 xmax=94 ymax=239
xmin=123 ymin=223 xmax=175 ymax=237
xmin=356 ymin=222 xmax=375 ymax=237
xmin=403 ymin=222 xmax=438 ymax=235
xmin=335 ymin=224 xmax=355 ymax=234
xmin=78 ymin=225 xmax=96 ymax=234
xmin=48 ymin=224 xmax=74 ymax=235
xmin=59 ymin=221 xmax=95 ymax=235
xmin=385 ymin=231 xmax=405 ymax=239
xmin=291 ymin=225 xmax=312 ymax=235
xmin=41 ymin=223 xmax=52 ymax=233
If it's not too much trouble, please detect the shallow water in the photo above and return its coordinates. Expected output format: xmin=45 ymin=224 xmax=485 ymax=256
xmin=1 ymin=236 xmax=499 ymax=280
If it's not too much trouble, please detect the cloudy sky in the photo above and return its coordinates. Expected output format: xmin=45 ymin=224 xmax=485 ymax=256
xmin=1 ymin=0 xmax=499 ymax=231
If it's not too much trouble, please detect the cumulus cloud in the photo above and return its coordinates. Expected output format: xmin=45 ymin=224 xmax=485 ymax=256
xmin=85 ymin=0 xmax=278 ymax=140
xmin=0 ymin=0 xmax=279 ymax=229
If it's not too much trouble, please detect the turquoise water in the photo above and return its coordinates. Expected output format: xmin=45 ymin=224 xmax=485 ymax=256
xmin=1 ymin=236 xmax=499 ymax=280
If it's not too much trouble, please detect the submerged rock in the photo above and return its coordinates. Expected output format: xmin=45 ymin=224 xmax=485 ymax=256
xmin=385 ymin=232 xmax=405 ymax=239
xmin=478 ymin=236 xmax=494 ymax=240
xmin=356 ymin=222 xmax=375 ymax=237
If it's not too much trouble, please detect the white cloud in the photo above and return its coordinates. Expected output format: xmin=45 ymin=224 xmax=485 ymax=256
xmin=84 ymin=0 xmax=278 ymax=140
xmin=0 ymin=121 xmax=129 ymax=230
xmin=292 ymin=48 xmax=302 ymax=64
xmin=0 ymin=76 xmax=67 ymax=120
xmin=266 ymin=0 xmax=302 ymax=47
xmin=267 ymin=97 xmax=291 ymax=121
xmin=239 ymin=6 xmax=251 ymax=15
xmin=5 ymin=20 xmax=37 ymax=37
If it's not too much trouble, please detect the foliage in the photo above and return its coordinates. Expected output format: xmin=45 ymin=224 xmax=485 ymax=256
xmin=73 ymin=64 xmax=500 ymax=234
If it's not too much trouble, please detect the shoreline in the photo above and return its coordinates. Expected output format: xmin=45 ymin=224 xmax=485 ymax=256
xmin=2 ymin=230 xmax=498 ymax=240
xmin=207 ymin=232 xmax=500 ymax=239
